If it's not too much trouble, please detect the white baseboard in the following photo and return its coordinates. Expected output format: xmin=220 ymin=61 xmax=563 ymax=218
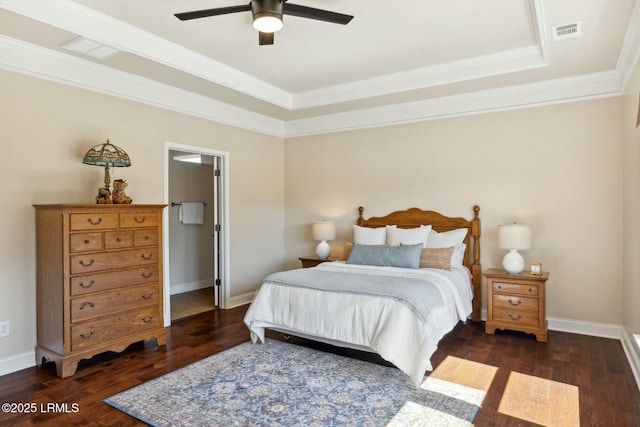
xmin=547 ymin=316 xmax=623 ymax=339
xmin=170 ymin=279 xmax=214 ymax=295
xmin=0 ymin=350 xmax=35 ymax=377
xmin=227 ymin=291 xmax=255 ymax=309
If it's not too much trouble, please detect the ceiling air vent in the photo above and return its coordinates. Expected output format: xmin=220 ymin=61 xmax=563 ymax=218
xmin=552 ymin=22 xmax=582 ymax=41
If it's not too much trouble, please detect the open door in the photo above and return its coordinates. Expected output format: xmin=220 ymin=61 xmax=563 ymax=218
xmin=212 ymin=156 xmax=222 ymax=307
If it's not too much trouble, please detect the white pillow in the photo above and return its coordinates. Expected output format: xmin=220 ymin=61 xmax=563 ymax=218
xmin=427 ymin=228 xmax=468 ymax=248
xmin=386 ymin=224 xmax=432 ymax=247
xmin=450 ymin=243 xmax=466 ymax=268
xmin=427 ymin=228 xmax=468 ymax=268
xmin=353 ymin=224 xmax=387 ymax=245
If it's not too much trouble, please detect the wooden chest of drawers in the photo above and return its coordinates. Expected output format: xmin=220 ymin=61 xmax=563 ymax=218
xmin=484 ymin=268 xmax=549 ymax=342
xmin=34 ymin=204 xmax=166 ymax=377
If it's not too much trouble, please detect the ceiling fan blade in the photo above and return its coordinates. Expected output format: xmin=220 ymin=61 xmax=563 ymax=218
xmin=283 ymin=3 xmax=353 ymax=25
xmin=259 ymin=31 xmax=274 ymax=45
xmin=175 ymin=4 xmax=251 ymax=21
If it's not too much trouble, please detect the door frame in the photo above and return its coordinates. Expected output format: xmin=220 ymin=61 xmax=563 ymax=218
xmin=163 ymin=141 xmax=231 ymax=326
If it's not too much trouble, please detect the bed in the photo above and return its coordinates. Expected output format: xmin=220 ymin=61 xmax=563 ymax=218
xmin=243 ymin=206 xmax=481 ymax=386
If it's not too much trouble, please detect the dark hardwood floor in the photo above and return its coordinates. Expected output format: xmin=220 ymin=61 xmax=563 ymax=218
xmin=1 ymin=305 xmax=639 ymax=426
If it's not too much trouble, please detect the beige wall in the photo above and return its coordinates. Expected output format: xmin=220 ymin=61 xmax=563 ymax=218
xmin=0 ymin=69 xmax=285 ymax=360
xmin=285 ymin=97 xmax=624 ymax=325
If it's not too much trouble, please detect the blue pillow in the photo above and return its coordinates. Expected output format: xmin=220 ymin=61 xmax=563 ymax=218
xmin=346 ymin=243 xmax=423 ymax=269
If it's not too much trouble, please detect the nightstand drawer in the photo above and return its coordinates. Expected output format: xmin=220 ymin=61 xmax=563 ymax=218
xmin=492 ymin=281 xmax=539 ymax=296
xmin=492 ymin=294 xmax=538 ymax=311
xmin=493 ymin=307 xmax=539 ymax=326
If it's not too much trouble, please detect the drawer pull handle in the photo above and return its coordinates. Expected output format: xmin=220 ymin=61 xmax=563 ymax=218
xmin=79 ymin=279 xmax=95 ymax=288
xmin=141 ymin=292 xmax=154 ymax=300
xmin=144 ymin=235 xmax=150 ymax=240
xmin=80 ymin=329 xmax=95 ymax=339
xmin=142 ymin=315 xmax=154 ymax=323
xmin=508 ymin=298 xmax=522 ymax=306
xmin=84 ymin=239 xmax=90 ymax=244
xmin=508 ymin=313 xmax=522 ymax=321
xmin=79 ymin=302 xmax=95 ymax=310
xmin=141 ymin=271 xmax=154 ymax=279
xmin=497 ymin=285 xmax=502 ymax=290
xmin=79 ymin=259 xmax=95 ymax=267
xmin=141 ymin=253 xmax=153 ymax=260
xmin=87 ymin=218 xmax=102 ymax=225
xmin=134 ymin=216 xmax=146 ymax=223
xmin=116 ymin=237 xmax=122 ymax=242
xmin=529 ymin=288 xmax=533 ymax=292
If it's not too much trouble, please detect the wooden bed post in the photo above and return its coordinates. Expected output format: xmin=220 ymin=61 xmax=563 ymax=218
xmin=357 ymin=206 xmax=365 ymax=226
xmin=471 ymin=205 xmax=482 ymax=322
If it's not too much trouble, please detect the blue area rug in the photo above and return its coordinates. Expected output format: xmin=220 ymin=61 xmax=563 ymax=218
xmin=104 ymin=339 xmax=482 ymax=426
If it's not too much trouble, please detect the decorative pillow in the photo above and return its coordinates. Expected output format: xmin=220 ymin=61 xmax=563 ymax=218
xmin=418 ymin=247 xmax=455 ymax=270
xmin=339 ymin=242 xmax=353 ymax=261
xmin=346 ymin=243 xmax=423 ymax=269
xmin=427 ymin=228 xmax=468 ymax=268
xmin=353 ymin=225 xmax=388 ymax=245
xmin=386 ymin=224 xmax=432 ymax=247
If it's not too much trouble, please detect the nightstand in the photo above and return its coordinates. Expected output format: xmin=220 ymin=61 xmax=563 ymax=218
xmin=484 ymin=268 xmax=549 ymax=342
xmin=298 ymin=256 xmax=334 ymax=268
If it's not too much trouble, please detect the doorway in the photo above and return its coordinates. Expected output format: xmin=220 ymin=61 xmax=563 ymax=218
xmin=163 ymin=142 xmax=230 ymax=326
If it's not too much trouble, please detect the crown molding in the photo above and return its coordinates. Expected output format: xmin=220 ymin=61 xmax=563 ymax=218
xmin=0 ymin=35 xmax=284 ymax=137
xmin=0 ymin=34 xmax=624 ymax=139
xmin=285 ymin=71 xmax=622 ymax=137
xmin=294 ymin=45 xmax=547 ymax=110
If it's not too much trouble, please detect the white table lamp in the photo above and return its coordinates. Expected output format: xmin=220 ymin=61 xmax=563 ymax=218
xmin=497 ymin=224 xmax=532 ymax=274
xmin=312 ymin=221 xmax=336 ymax=260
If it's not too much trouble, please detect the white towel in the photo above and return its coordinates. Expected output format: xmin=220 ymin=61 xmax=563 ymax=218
xmin=178 ymin=202 xmax=205 ymax=225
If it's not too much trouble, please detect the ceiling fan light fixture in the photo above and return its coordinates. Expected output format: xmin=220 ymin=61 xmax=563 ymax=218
xmin=253 ymin=12 xmax=283 ymax=32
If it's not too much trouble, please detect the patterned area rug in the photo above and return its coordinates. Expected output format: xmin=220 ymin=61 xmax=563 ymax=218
xmin=105 ymin=340 xmax=484 ymax=426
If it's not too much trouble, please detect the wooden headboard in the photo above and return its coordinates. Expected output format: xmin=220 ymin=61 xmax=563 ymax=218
xmin=357 ymin=206 xmax=482 ymax=322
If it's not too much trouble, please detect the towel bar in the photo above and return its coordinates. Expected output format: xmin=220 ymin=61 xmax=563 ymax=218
xmin=171 ymin=202 xmax=208 ymax=207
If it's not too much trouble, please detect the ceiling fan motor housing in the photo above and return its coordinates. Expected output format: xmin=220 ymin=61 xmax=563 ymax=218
xmin=252 ymin=0 xmax=284 ymax=30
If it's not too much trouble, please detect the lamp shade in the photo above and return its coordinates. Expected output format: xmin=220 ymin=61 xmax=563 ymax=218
xmin=312 ymin=221 xmax=336 ymax=241
xmin=83 ymin=139 xmax=131 ymax=192
xmin=83 ymin=139 xmax=131 ymax=167
xmin=497 ymin=224 xmax=532 ymax=250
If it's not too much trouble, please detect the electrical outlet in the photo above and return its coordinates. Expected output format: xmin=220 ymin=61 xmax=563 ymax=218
xmin=0 ymin=321 xmax=9 ymax=337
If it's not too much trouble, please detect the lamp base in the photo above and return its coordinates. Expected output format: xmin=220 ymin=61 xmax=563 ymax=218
xmin=315 ymin=241 xmax=330 ymax=260
xmin=502 ymin=249 xmax=525 ymax=274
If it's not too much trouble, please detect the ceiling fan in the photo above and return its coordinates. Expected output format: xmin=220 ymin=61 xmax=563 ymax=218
xmin=175 ymin=0 xmax=354 ymax=45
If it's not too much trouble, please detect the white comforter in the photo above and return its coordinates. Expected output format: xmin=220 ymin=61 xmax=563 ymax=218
xmin=243 ymin=261 xmax=473 ymax=386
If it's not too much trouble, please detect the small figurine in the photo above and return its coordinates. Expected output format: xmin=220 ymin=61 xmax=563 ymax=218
xmin=95 ymin=187 xmax=112 ymax=204
xmin=112 ymin=179 xmax=132 ymax=204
